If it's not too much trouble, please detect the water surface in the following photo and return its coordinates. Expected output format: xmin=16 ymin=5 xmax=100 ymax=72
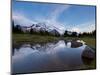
xmin=12 ymin=40 xmax=95 ymax=74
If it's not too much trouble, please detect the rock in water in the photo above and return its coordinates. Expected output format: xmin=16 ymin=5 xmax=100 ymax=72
xmin=82 ymin=46 xmax=95 ymax=59
xmin=71 ymin=41 xmax=83 ymax=48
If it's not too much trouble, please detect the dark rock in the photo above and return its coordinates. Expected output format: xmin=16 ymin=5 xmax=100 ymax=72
xmin=82 ymin=57 xmax=94 ymax=65
xmin=64 ymin=40 xmax=68 ymax=45
xmin=49 ymin=29 xmax=60 ymax=36
xmin=71 ymin=41 xmax=83 ymax=48
xmin=82 ymin=46 xmax=95 ymax=59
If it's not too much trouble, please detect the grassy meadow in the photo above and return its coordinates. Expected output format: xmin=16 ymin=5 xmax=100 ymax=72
xmin=13 ymin=33 xmax=60 ymax=43
xmin=64 ymin=36 xmax=96 ymax=50
xmin=13 ymin=33 xmax=96 ymax=50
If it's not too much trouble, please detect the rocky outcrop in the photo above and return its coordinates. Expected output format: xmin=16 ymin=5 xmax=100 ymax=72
xmin=82 ymin=46 xmax=95 ymax=59
xmin=71 ymin=41 xmax=83 ymax=48
xmin=49 ymin=29 xmax=60 ymax=36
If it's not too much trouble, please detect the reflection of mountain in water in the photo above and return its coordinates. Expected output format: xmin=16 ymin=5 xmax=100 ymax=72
xmin=12 ymin=40 xmax=83 ymax=55
xmin=12 ymin=40 xmax=95 ymax=74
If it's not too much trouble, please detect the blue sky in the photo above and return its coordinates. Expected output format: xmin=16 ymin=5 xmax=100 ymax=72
xmin=12 ymin=0 xmax=96 ymax=34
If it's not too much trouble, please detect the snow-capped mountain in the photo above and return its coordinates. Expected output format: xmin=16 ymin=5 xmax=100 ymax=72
xmin=16 ymin=22 xmax=61 ymax=35
xmin=15 ymin=22 xmax=61 ymax=34
xmin=13 ymin=14 xmax=65 ymax=35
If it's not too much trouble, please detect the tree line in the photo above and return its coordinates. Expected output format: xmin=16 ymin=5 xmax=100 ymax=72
xmin=12 ymin=21 xmax=60 ymax=37
xmin=12 ymin=21 xmax=96 ymax=37
xmin=63 ymin=30 xmax=96 ymax=37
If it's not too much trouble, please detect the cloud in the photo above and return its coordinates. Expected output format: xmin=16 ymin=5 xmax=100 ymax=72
xmin=12 ymin=12 xmax=66 ymax=34
xmin=34 ymin=5 xmax=70 ymax=34
xmin=70 ymin=21 xmax=95 ymax=33
xmin=47 ymin=20 xmax=66 ymax=34
xmin=12 ymin=4 xmax=95 ymax=34
xmin=48 ymin=5 xmax=70 ymax=34
xmin=49 ymin=5 xmax=70 ymax=21
xmin=12 ymin=13 xmax=37 ymax=26
xmin=80 ymin=24 xmax=95 ymax=33
xmin=12 ymin=4 xmax=71 ymax=34
xmin=71 ymin=27 xmax=80 ymax=33
xmin=34 ymin=18 xmax=66 ymax=34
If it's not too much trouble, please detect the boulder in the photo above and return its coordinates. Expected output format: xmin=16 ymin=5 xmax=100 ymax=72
xmin=71 ymin=41 xmax=83 ymax=48
xmin=82 ymin=46 xmax=95 ymax=59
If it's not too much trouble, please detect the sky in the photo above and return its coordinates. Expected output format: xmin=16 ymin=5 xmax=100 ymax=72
xmin=12 ymin=0 xmax=96 ymax=34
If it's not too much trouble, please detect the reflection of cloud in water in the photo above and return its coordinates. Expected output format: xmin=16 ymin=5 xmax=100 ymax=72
xmin=13 ymin=47 xmax=39 ymax=60
xmin=66 ymin=42 xmax=71 ymax=48
xmin=13 ymin=40 xmax=87 ymax=59
xmin=12 ymin=40 xmax=95 ymax=74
